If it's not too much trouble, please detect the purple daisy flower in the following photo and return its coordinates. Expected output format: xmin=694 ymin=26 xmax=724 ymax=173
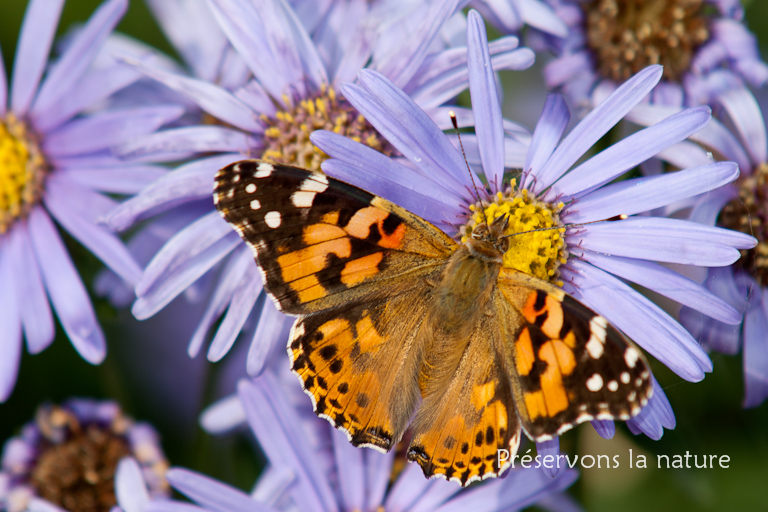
xmin=0 ymin=399 xmax=168 ymax=512
xmin=672 ymin=87 xmax=768 ymax=407
xmin=113 ymin=371 xmax=578 ymax=512
xmin=104 ymin=0 xmax=536 ymax=374
xmin=538 ymin=0 xmax=768 ymax=111
xmin=0 ymin=0 xmax=183 ymax=402
xmin=310 ymin=10 xmax=753 ymax=446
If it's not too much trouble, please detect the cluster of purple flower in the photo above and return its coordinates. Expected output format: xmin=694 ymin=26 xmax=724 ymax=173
xmin=0 ymin=0 xmax=766 ymax=510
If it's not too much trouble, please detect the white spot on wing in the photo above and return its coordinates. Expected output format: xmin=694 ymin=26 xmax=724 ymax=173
xmin=245 ymin=183 xmax=257 ymax=193
xmin=607 ymin=380 xmax=619 ymax=392
xmin=265 ymin=211 xmax=281 ymax=228
xmin=301 ymin=177 xmax=329 ymax=193
xmin=255 ymin=162 xmax=274 ymax=178
xmin=291 ymin=190 xmax=316 ymax=207
xmin=624 ymin=347 xmax=640 ymax=368
xmin=233 ymin=174 xmax=240 ymax=182
xmin=620 ymin=372 xmax=630 ymax=384
xmin=586 ymin=374 xmax=603 ymax=392
xmin=585 ymin=335 xmax=604 ymax=359
xmin=250 ymin=199 xmax=261 ymax=210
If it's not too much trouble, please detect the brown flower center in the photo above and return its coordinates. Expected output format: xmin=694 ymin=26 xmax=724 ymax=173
xmin=719 ymin=163 xmax=768 ymax=286
xmin=0 ymin=114 xmax=48 ymax=233
xmin=584 ymin=0 xmax=711 ymax=83
xmin=261 ymin=86 xmax=395 ymax=171
xmin=28 ymin=406 xmax=132 ymax=512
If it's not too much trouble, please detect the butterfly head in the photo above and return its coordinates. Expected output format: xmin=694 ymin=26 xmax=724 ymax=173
xmin=467 ymin=214 xmax=510 ymax=262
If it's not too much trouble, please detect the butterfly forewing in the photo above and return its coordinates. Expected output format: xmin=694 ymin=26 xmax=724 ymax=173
xmin=214 ymin=160 xmax=455 ymax=316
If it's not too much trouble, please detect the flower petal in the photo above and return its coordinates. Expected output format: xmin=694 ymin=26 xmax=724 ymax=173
xmin=536 ymin=439 xmax=564 ymax=478
xmin=626 ymin=376 xmax=675 ymax=440
xmin=375 ymin=0 xmax=459 ymax=88
xmin=576 ymin=217 xmax=754 ymax=266
xmin=106 ymin=154 xmax=237 ymax=232
xmin=10 ymin=0 xmax=65 ymax=115
xmin=28 ymin=208 xmax=105 ymax=364
xmin=114 ymin=126 xmax=257 ymax=161
xmin=581 ymin=252 xmax=741 ymax=325
xmin=32 ymin=63 xmax=142 ymax=133
xmin=44 ymin=176 xmax=142 ymax=285
xmin=43 ymin=106 xmax=184 ymax=158
xmin=239 ymin=376 xmax=337 ymax=512
xmin=743 ymin=289 xmax=768 ymax=408
xmin=534 ymin=65 xmax=663 ymax=193
xmin=246 ymin=298 xmax=292 ymax=377
xmin=522 ymin=94 xmax=570 ymax=191
xmin=7 ymin=223 xmax=54 ymax=355
xmin=121 ymin=55 xmax=264 ymax=133
xmin=59 ymin=164 xmax=167 ymax=195
xmin=717 ymin=87 xmax=768 ymax=165
xmin=0 ymin=243 xmax=22 ymax=402
xmin=115 ymin=458 xmax=150 ymax=512
xmin=467 ymin=10 xmax=505 ymax=190
xmin=344 ymin=70 xmax=472 ymax=197
xmin=549 ymin=106 xmax=713 ymax=199
xmin=206 ymin=256 xmax=261 ymax=362
xmin=32 ymin=0 xmax=128 ymax=118
xmin=566 ymin=161 xmax=738 ymax=223
xmin=166 ymin=467 xmax=269 ymax=512
xmin=332 ymin=429 xmax=365 ymax=512
xmin=591 ymin=420 xmax=615 ymax=439
xmin=563 ymin=261 xmax=710 ymax=382
xmin=134 ymin=213 xmax=240 ymax=319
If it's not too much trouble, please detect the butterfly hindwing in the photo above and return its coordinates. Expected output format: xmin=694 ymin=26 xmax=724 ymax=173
xmin=497 ymin=268 xmax=653 ymax=441
xmin=213 ymin=160 xmax=456 ymax=315
xmin=407 ymin=308 xmax=521 ymax=486
xmin=289 ymin=271 xmax=442 ymax=452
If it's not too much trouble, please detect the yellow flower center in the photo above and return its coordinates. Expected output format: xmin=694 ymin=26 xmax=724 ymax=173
xmin=462 ymin=180 xmax=567 ymax=282
xmin=261 ymin=86 xmax=395 ymax=172
xmin=584 ymin=0 xmax=711 ymax=83
xmin=0 ymin=114 xmax=47 ymax=234
xmin=719 ymin=163 xmax=768 ymax=287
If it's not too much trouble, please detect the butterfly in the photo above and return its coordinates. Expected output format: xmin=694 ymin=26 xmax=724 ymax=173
xmin=213 ymin=160 xmax=653 ymax=486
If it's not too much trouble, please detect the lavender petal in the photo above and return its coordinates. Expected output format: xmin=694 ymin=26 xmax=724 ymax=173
xmin=522 ymin=94 xmax=569 ymax=191
xmin=0 ymin=244 xmax=22 ymax=402
xmin=9 ymin=0 xmax=65 ymax=115
xmin=743 ymin=289 xmax=768 ymax=408
xmin=467 ymin=10 xmax=505 ymax=190
xmin=549 ymin=106 xmax=713 ymax=199
xmin=535 ymin=65 xmax=663 ymax=192
xmin=566 ymin=161 xmax=738 ymax=223
xmin=8 ymin=223 xmax=54 ymax=355
xmin=32 ymin=0 xmax=128 ymax=118
xmin=115 ymin=458 xmax=150 ymax=512
xmin=166 ymin=467 xmax=267 ymax=512
xmin=43 ymin=106 xmax=185 ymax=158
xmin=28 ymin=208 xmax=105 ymax=364
xmin=114 ymin=126 xmax=256 ymax=161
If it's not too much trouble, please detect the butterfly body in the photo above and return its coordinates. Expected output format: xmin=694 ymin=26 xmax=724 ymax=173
xmin=214 ymin=160 xmax=653 ymax=486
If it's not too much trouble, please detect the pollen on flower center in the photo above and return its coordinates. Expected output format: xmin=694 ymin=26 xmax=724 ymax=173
xmin=28 ymin=405 xmax=133 ymax=512
xmin=261 ymin=86 xmax=395 ymax=172
xmin=462 ymin=180 xmax=567 ymax=282
xmin=584 ymin=0 xmax=711 ymax=83
xmin=719 ymin=163 xmax=768 ymax=287
xmin=0 ymin=114 xmax=48 ymax=234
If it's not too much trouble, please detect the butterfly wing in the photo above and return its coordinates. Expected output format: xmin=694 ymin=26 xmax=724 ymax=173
xmin=214 ymin=160 xmax=458 ymax=450
xmin=497 ymin=268 xmax=653 ymax=441
xmin=214 ymin=160 xmax=456 ymax=315
xmin=406 ymin=306 xmax=521 ymax=486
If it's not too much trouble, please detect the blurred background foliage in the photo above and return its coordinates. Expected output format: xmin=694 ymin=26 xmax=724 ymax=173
xmin=1 ymin=1 xmax=768 ymax=510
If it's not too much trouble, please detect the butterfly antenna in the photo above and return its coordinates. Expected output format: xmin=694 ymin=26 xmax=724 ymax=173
xmin=450 ymin=111 xmax=491 ymax=227
xmin=500 ymin=214 xmax=628 ymax=239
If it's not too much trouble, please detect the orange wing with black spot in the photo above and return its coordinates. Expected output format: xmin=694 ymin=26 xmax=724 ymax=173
xmin=407 ymin=309 xmax=521 ymax=486
xmin=214 ymin=160 xmax=456 ymax=315
xmin=497 ymin=268 xmax=653 ymax=441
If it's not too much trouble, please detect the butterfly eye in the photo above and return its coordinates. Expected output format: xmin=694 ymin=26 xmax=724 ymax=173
xmin=472 ymin=223 xmax=489 ymax=240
